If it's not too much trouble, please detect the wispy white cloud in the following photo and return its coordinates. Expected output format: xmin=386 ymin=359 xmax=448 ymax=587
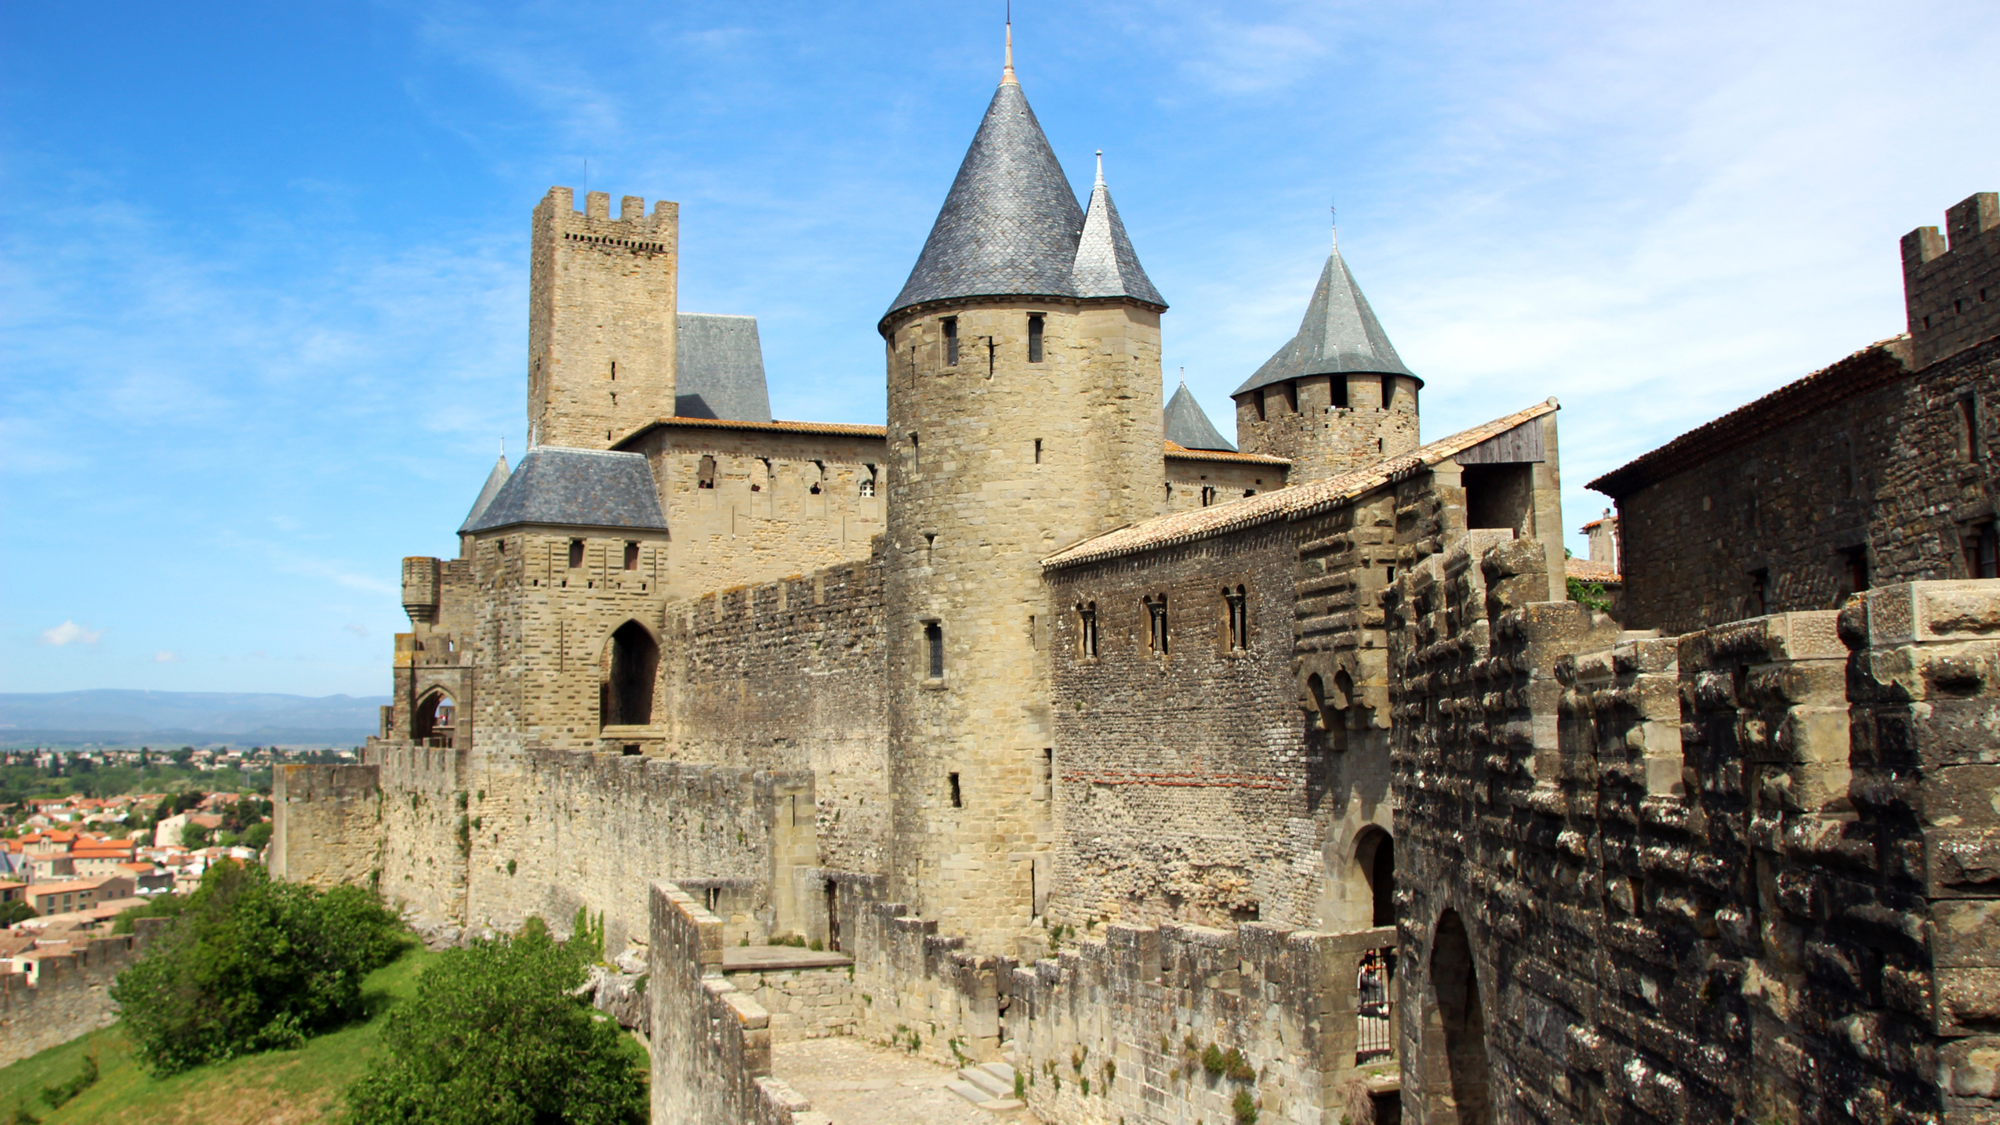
xmin=41 ymin=621 xmax=103 ymax=647
xmin=153 ymin=651 xmax=180 ymax=663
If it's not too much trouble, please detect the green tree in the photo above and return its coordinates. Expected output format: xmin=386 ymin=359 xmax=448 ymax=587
xmin=240 ymin=821 xmax=272 ymax=850
xmin=343 ymin=919 xmax=645 ymax=1125
xmin=0 ymin=900 xmax=36 ymax=927
xmin=111 ymin=861 xmax=405 ymax=1075
xmin=180 ymin=822 xmax=214 ymax=849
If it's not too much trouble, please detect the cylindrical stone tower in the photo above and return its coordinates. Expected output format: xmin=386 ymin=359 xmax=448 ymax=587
xmin=879 ymin=35 xmax=1167 ymax=954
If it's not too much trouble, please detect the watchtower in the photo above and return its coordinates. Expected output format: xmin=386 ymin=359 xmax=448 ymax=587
xmin=1903 ymin=191 xmax=2000 ymax=369
xmin=878 ymin=28 xmax=1167 ymax=953
xmin=527 ymin=187 xmax=680 ymax=449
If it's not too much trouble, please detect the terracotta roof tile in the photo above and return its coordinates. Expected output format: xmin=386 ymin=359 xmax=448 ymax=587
xmin=1566 ymin=557 xmax=1622 ymax=584
xmin=1045 ymin=399 xmax=1559 ymax=569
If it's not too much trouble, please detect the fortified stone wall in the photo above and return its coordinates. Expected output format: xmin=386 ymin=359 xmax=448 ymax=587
xmin=372 ymin=741 xmax=470 ymax=927
xmin=650 ymin=882 xmax=832 ymax=1125
xmin=660 ymin=547 xmax=889 ymax=875
xmin=1163 ymin=450 xmax=1284 ymax=512
xmin=619 ymin=421 xmax=887 ymax=598
xmin=1044 ymin=522 xmax=1318 ymax=929
xmin=1905 ymin=193 xmax=2000 ymax=369
xmin=1389 ymin=527 xmax=2000 ymax=1125
xmin=270 ymin=763 xmax=382 ymax=887
xmin=0 ymin=919 xmax=170 ymax=1069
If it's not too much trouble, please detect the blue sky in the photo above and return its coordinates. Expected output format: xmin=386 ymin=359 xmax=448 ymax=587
xmin=3 ymin=1 xmax=1996 ymax=696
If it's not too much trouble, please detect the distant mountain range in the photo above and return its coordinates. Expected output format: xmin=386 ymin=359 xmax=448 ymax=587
xmin=0 ymin=690 xmax=390 ymax=749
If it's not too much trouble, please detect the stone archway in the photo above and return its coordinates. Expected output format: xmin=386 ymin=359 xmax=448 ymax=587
xmin=413 ymin=689 xmax=456 ymax=748
xmin=601 ymin=620 xmax=659 ymax=727
xmin=1422 ymin=909 xmax=1492 ymax=1125
xmin=1357 ymin=827 xmax=1395 ymax=928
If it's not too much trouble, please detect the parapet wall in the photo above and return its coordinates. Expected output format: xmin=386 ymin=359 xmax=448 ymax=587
xmin=270 ymin=762 xmax=382 ymax=887
xmin=1905 ymin=192 xmax=2000 ymax=368
xmin=649 ymin=882 xmax=832 ymax=1125
xmin=0 ymin=918 xmax=170 ymax=1068
xmin=1391 ymin=527 xmax=2000 ymax=1125
xmin=662 ymin=545 xmax=888 ymax=875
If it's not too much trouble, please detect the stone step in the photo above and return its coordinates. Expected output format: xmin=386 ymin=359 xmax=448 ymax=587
xmin=959 ymin=1066 xmax=1012 ymax=1100
xmin=947 ymin=1079 xmax=989 ymax=1107
xmin=977 ymin=1061 xmax=1017 ymax=1089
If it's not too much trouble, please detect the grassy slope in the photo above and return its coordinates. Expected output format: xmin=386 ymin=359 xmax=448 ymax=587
xmin=0 ymin=947 xmax=436 ymax=1125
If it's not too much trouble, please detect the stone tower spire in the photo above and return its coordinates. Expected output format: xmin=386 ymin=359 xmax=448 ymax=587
xmin=1231 ymin=229 xmax=1420 ymax=479
xmin=879 ymin=47 xmax=1167 ymax=955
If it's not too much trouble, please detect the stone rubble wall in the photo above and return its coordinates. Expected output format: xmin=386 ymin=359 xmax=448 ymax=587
xmin=725 ymin=964 xmax=860 ymax=1042
xmin=269 ymin=762 xmax=382 ymax=887
xmin=1391 ymin=523 xmax=2000 ymax=1125
xmin=650 ymin=882 xmax=834 ymax=1125
xmin=0 ymin=918 xmax=170 ymax=1069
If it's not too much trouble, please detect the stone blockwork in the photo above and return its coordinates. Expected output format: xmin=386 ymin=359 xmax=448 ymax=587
xmin=1235 ymin=373 xmax=1420 ymax=483
xmin=1163 ymin=449 xmax=1286 ymax=512
xmin=0 ymin=918 xmax=170 ymax=1068
xmin=1389 ymin=523 xmax=2000 ymax=1125
xmin=270 ymin=763 xmax=382 ymax=887
xmin=1905 ymin=193 xmax=2000 ymax=369
xmin=617 ymin=419 xmax=886 ymax=599
xmin=659 ymin=548 xmax=889 ymax=876
xmin=529 ymin=186 xmax=679 ymax=450
xmin=1045 ymin=522 xmax=1322 ymax=930
xmin=650 ymin=882 xmax=833 ymax=1125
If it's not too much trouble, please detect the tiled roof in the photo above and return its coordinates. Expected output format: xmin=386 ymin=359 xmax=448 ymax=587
xmin=463 ymin=446 xmax=668 ymax=533
xmin=457 ymin=456 xmax=511 ymax=535
xmin=1163 ymin=442 xmax=1288 ymax=466
xmin=1234 ymin=241 xmax=1415 ymax=398
xmin=1589 ymin=337 xmax=1912 ymax=498
xmin=1045 ymin=399 xmax=1559 ymax=569
xmin=1163 ymin=382 xmax=1236 ymax=452
xmin=1567 ymin=557 xmax=1622 ymax=584
xmin=676 ymin=313 xmax=773 ymax=424
xmin=617 ymin=417 xmax=890 ymax=446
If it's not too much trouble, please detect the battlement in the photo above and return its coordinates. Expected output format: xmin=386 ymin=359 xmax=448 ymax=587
xmin=539 ymin=185 xmax=677 ymax=242
xmin=0 ymin=918 xmax=170 ymax=1068
xmin=1903 ymin=191 xmax=2000 ymax=368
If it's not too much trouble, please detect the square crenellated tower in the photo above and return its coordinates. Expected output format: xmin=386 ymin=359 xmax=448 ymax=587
xmin=1903 ymin=191 xmax=2000 ymax=370
xmin=528 ymin=187 xmax=680 ymax=449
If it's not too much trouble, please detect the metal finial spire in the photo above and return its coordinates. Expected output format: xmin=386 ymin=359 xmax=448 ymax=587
xmin=1095 ymin=150 xmax=1104 ymax=187
xmin=1331 ymin=201 xmax=1338 ymax=251
xmin=1002 ymin=9 xmax=1016 ymax=85
xmin=1179 ymin=365 xmax=1187 ymax=387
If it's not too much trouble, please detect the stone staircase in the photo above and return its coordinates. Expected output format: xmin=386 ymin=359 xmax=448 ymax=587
xmin=946 ymin=1060 xmax=1023 ymax=1113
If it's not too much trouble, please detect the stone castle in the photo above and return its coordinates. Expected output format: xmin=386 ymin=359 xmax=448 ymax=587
xmin=273 ymin=31 xmax=2000 ymax=1125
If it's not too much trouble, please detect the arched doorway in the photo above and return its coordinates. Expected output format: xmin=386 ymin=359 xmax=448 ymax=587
xmin=1424 ymin=910 xmax=1492 ymax=1125
xmin=413 ymin=690 xmax=456 ymax=748
xmin=601 ymin=621 xmax=659 ymax=727
xmin=1357 ymin=828 xmax=1396 ymax=928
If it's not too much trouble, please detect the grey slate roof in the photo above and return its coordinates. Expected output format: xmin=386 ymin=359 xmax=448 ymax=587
xmin=1163 ymin=382 xmax=1235 ymax=451
xmin=1072 ymin=164 xmax=1164 ymax=305
xmin=1233 ymin=242 xmax=1414 ymax=398
xmin=463 ymin=447 xmax=668 ymax=534
xmin=676 ymin=313 xmax=773 ymax=424
xmin=885 ymin=79 xmax=1166 ymax=323
xmin=457 ymin=455 xmax=512 ymax=534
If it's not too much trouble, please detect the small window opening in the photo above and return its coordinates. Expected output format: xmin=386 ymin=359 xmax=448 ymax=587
xmin=1145 ymin=594 xmax=1169 ymax=655
xmin=1042 ymin=747 xmax=1053 ymax=791
xmin=1165 ymin=481 xmax=1175 ymax=502
xmin=860 ymin=465 xmax=878 ymax=497
xmin=810 ymin=460 xmax=824 ymax=494
xmin=1028 ymin=314 xmax=1044 ymax=363
xmin=1959 ymin=397 xmax=1982 ymax=462
xmin=698 ymin=454 xmax=716 ymax=489
xmin=569 ymin=539 xmax=585 ymax=568
xmin=1329 ymin=377 xmax=1348 ymax=410
xmin=624 ymin=542 xmax=640 ymax=570
xmin=1957 ymin=298 xmax=1966 ymax=314
xmin=925 ymin=622 xmax=944 ymax=679
xmin=1028 ymin=614 xmax=1038 ymax=650
xmin=1254 ymin=393 xmax=1266 ymax=422
xmin=1748 ymin=568 xmax=1770 ymax=616
xmin=1925 ymin=314 xmax=1933 ymax=330
xmin=1201 ymin=486 xmax=1217 ymax=507
xmin=610 ymin=360 xmax=616 ymax=380
xmin=1034 ymin=438 xmax=1043 ymax=464
xmin=1967 ymin=523 xmax=1999 ymax=580
xmin=1225 ymin=585 xmax=1248 ymax=651
xmin=621 ymin=744 xmax=641 ymax=756
xmin=923 ymin=532 xmax=936 ymax=566
xmin=1284 ymin=381 xmax=1299 ymax=413
xmin=497 ymin=539 xmax=506 ymax=554
xmin=751 ymin=457 xmax=770 ymax=491
xmin=1244 ymin=489 xmax=1256 ymax=498
xmin=1381 ymin=376 xmax=1395 ymax=409
xmin=948 ymin=772 xmax=962 ymax=808
xmin=1078 ymin=601 xmax=1098 ymax=658
xmin=943 ymin=317 xmax=959 ymax=366
xmin=1839 ymin=545 xmax=1869 ymax=600
xmin=1385 ymin=565 xmax=1396 ymax=585
xmin=910 ymin=433 xmax=920 ymax=469
xmin=705 ymin=886 xmax=721 ymax=912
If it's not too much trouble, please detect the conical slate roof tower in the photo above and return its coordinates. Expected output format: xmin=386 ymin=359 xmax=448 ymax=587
xmin=879 ymin=24 xmax=1170 ymax=953
xmin=884 ymin=34 xmax=1162 ymax=325
xmin=1234 ymin=233 xmax=1413 ymax=398
xmin=1164 ymin=380 xmax=1235 ymax=452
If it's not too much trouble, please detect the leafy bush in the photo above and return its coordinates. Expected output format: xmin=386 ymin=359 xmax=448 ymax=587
xmin=0 ymin=900 xmax=35 ymax=927
xmin=343 ymin=918 xmax=646 ymax=1125
xmin=1567 ymin=576 xmax=1612 ymax=613
xmin=111 ymin=892 xmax=189 ymax=934
xmin=39 ymin=1054 xmax=97 ymax=1109
xmin=111 ymin=860 xmax=405 ymax=1075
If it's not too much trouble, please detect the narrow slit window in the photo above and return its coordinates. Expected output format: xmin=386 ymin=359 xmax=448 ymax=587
xmin=1380 ymin=376 xmax=1394 ymax=409
xmin=925 ymin=622 xmax=944 ymax=679
xmin=1028 ymin=314 xmax=1044 ymax=363
xmin=1078 ymin=601 xmax=1098 ymax=658
xmin=860 ymin=465 xmax=877 ymax=497
xmin=1329 ymin=377 xmax=1347 ymax=410
xmin=1145 ymin=594 xmax=1169 ymax=655
xmin=1284 ymin=381 xmax=1299 ymax=413
xmin=1960 ymin=397 xmax=1982 ymax=462
xmin=949 ymin=772 xmax=962 ymax=808
xmin=568 ymin=539 xmax=585 ymax=569
xmin=698 ymin=455 xmax=716 ymax=489
xmin=1034 ymin=438 xmax=1043 ymax=464
xmin=910 ymin=433 xmax=920 ymax=469
xmin=1968 ymin=523 xmax=1999 ymax=579
xmin=624 ymin=542 xmax=640 ymax=570
xmin=1225 ymin=585 xmax=1248 ymax=651
xmin=943 ymin=317 xmax=959 ymax=366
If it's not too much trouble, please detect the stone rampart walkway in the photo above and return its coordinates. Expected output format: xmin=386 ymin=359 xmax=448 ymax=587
xmin=771 ymin=1037 xmax=1040 ymax=1125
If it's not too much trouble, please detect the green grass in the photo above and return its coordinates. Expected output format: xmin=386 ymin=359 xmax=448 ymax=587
xmin=0 ymin=946 xmax=437 ymax=1125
